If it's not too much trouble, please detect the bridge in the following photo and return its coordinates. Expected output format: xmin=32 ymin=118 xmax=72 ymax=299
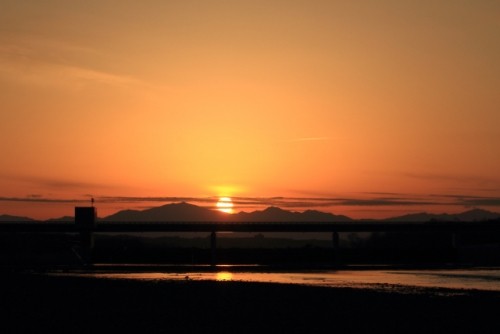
xmin=1 ymin=207 xmax=500 ymax=266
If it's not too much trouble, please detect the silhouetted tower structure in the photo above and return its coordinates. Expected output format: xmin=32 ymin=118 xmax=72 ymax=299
xmin=75 ymin=206 xmax=96 ymax=266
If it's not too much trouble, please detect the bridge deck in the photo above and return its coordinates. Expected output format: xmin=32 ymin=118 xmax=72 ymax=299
xmin=0 ymin=221 xmax=499 ymax=233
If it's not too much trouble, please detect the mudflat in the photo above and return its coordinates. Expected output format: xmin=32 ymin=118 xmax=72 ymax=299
xmin=2 ymin=271 xmax=499 ymax=333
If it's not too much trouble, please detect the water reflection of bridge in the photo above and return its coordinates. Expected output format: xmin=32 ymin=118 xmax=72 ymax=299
xmin=1 ymin=207 xmax=499 ymax=266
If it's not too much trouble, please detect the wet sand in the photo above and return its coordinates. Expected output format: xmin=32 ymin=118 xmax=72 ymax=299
xmin=2 ymin=271 xmax=500 ymax=334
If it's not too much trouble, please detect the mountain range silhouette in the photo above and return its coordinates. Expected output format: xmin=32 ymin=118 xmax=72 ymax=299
xmin=102 ymin=203 xmax=352 ymax=222
xmin=383 ymin=209 xmax=500 ymax=222
xmin=1 ymin=202 xmax=499 ymax=223
xmin=103 ymin=202 xmax=227 ymax=222
xmin=0 ymin=214 xmax=35 ymax=222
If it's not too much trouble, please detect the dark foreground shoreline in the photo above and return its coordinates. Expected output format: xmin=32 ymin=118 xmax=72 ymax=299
xmin=2 ymin=271 xmax=500 ymax=334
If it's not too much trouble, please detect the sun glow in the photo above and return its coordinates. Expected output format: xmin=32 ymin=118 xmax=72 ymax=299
xmin=216 ymin=197 xmax=234 ymax=214
xmin=216 ymin=272 xmax=233 ymax=281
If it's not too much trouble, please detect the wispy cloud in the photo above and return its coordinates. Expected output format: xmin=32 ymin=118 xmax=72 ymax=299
xmin=0 ymin=34 xmax=156 ymax=92
xmin=2 ymin=194 xmax=500 ymax=212
xmin=403 ymin=172 xmax=500 ymax=186
xmin=456 ymin=197 xmax=500 ymax=207
xmin=0 ymin=55 xmax=145 ymax=90
xmin=0 ymin=196 xmax=86 ymax=203
xmin=97 ymin=196 xmax=216 ymax=204
xmin=60 ymin=65 xmax=144 ymax=88
xmin=1 ymin=174 xmax=115 ymax=191
xmin=94 ymin=194 xmax=500 ymax=210
xmin=334 ymin=199 xmax=443 ymax=206
xmin=283 ymin=137 xmax=331 ymax=143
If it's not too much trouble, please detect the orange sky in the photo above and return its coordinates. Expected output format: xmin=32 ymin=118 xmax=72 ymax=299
xmin=1 ymin=1 xmax=499 ymax=220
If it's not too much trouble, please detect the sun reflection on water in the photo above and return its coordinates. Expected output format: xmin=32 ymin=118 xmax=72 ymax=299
xmin=48 ymin=269 xmax=500 ymax=291
xmin=216 ymin=272 xmax=233 ymax=281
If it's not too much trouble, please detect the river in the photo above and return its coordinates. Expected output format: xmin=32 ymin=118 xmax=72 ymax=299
xmin=49 ymin=266 xmax=500 ymax=291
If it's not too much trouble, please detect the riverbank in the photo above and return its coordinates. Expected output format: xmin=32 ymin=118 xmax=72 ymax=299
xmin=2 ymin=271 xmax=499 ymax=333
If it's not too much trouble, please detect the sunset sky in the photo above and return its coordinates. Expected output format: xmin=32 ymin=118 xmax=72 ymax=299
xmin=1 ymin=1 xmax=499 ymax=220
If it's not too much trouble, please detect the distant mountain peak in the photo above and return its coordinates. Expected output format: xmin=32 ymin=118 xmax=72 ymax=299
xmin=0 ymin=214 xmax=35 ymax=222
xmin=386 ymin=209 xmax=500 ymax=222
xmin=457 ymin=208 xmax=500 ymax=221
xmin=103 ymin=202 xmax=226 ymax=222
xmin=461 ymin=208 xmax=492 ymax=214
xmin=166 ymin=201 xmax=192 ymax=207
xmin=262 ymin=206 xmax=289 ymax=213
xmin=46 ymin=216 xmax=74 ymax=222
xmin=235 ymin=205 xmax=351 ymax=222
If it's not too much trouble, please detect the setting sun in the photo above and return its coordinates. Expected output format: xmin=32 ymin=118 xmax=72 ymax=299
xmin=216 ymin=197 xmax=234 ymax=214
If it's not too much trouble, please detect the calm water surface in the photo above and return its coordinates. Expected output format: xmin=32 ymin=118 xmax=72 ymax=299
xmin=51 ymin=267 xmax=500 ymax=291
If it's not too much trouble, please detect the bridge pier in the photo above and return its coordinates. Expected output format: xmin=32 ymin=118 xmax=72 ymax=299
xmin=75 ymin=207 xmax=96 ymax=266
xmin=452 ymin=231 xmax=461 ymax=263
xmin=211 ymin=231 xmax=217 ymax=266
xmin=451 ymin=232 xmax=460 ymax=248
xmin=332 ymin=231 xmax=340 ymax=266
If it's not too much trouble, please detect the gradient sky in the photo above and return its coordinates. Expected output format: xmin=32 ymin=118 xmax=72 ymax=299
xmin=1 ymin=0 xmax=499 ymax=219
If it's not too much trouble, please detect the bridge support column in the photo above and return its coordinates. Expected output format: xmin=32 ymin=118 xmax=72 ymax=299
xmin=75 ymin=207 xmax=96 ymax=266
xmin=211 ymin=231 xmax=217 ymax=266
xmin=452 ymin=232 xmax=461 ymax=263
xmin=332 ymin=231 xmax=340 ymax=266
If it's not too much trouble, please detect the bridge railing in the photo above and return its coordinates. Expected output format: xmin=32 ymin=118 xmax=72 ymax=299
xmin=1 ymin=206 xmax=499 ymax=266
